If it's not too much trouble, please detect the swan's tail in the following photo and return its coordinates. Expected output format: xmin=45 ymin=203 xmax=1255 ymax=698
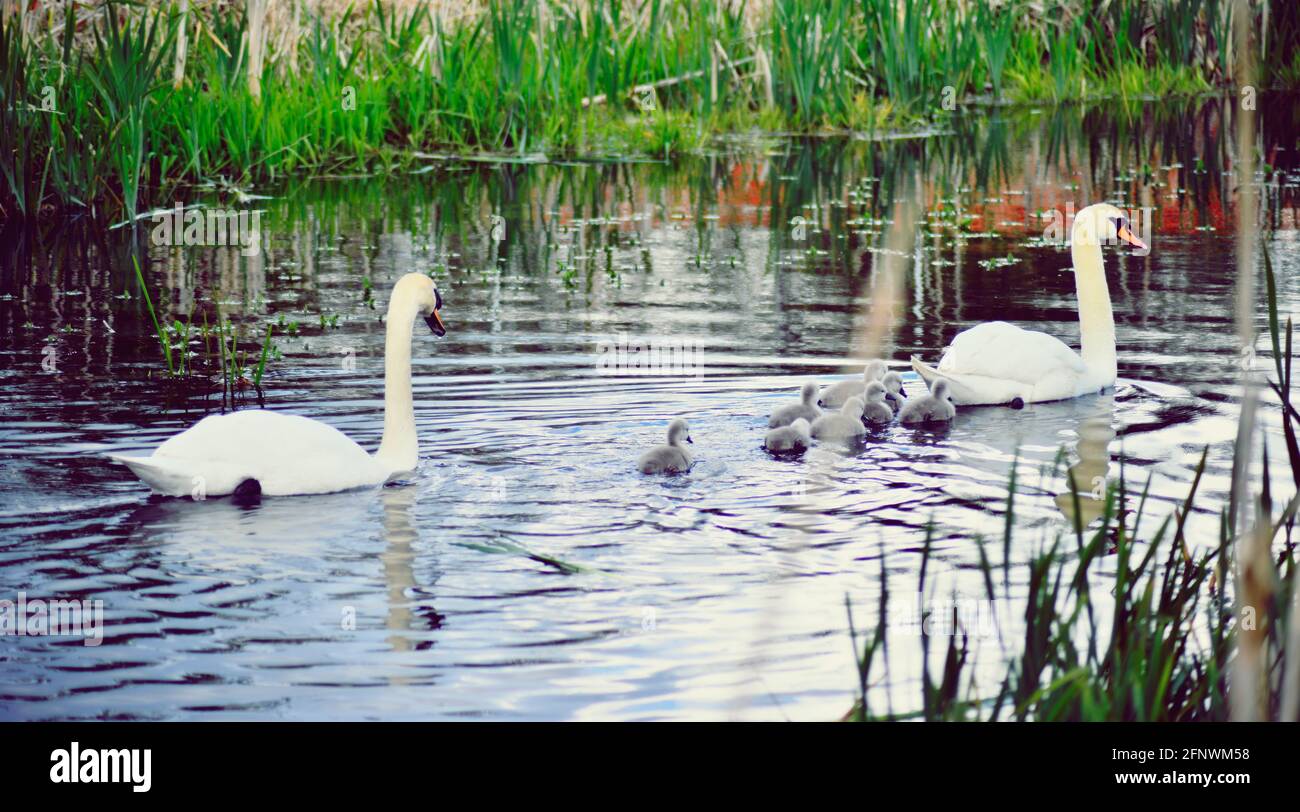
xmin=106 ymin=453 xmax=198 ymax=498
xmin=909 ymin=356 xmax=1027 ymax=406
xmin=910 ymin=356 xmax=943 ymax=390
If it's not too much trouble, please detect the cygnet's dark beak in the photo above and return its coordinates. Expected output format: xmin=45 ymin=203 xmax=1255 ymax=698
xmin=687 ymin=436 xmax=694 ymax=444
xmin=424 ymin=310 xmax=446 ymax=337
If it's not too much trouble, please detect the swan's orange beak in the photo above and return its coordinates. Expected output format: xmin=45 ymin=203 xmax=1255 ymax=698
xmin=424 ymin=310 xmax=446 ymax=337
xmin=1117 ymin=223 xmax=1147 ymax=252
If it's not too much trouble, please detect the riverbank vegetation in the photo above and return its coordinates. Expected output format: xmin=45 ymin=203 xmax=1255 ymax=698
xmin=1 ymin=0 xmax=1296 ymax=222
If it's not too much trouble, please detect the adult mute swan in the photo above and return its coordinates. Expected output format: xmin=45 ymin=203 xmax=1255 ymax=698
xmin=107 ymin=273 xmax=447 ymax=498
xmin=911 ymin=203 xmax=1147 ymax=406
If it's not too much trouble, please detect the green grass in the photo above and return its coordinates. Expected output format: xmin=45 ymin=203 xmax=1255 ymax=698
xmin=586 ymin=108 xmax=706 ymax=158
xmin=0 ymin=0 xmax=1291 ymax=223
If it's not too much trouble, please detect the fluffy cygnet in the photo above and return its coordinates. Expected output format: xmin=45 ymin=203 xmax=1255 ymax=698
xmin=881 ymin=371 xmax=906 ymax=414
xmin=899 ymin=379 xmax=957 ymax=425
xmin=638 ymin=418 xmax=694 ymax=473
xmin=811 ymin=396 xmax=868 ymax=441
xmin=764 ymin=417 xmax=811 ymax=453
xmin=769 ymin=380 xmax=822 ymax=428
xmin=818 ymin=359 xmax=887 ymax=410
xmin=861 ymin=380 xmax=894 ymax=426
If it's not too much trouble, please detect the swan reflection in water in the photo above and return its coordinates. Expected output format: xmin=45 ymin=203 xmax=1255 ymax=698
xmin=1055 ymin=396 xmax=1117 ymax=529
xmin=380 ymin=482 xmax=443 ymax=655
xmin=121 ymin=481 xmax=443 ymax=662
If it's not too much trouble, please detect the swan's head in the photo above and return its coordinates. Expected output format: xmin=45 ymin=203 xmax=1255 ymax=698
xmin=801 ymin=380 xmax=820 ymax=405
xmin=930 ymin=380 xmax=953 ymax=403
xmin=863 ymin=359 xmax=887 ymax=382
xmin=882 ymin=371 xmax=904 ymax=401
xmin=843 ymin=396 xmax=865 ymax=416
xmin=864 ymin=380 xmax=887 ymax=403
xmin=1071 ymin=203 xmax=1148 ymax=254
xmin=667 ymin=418 xmax=692 ymax=445
xmin=395 ymin=273 xmax=446 ymax=337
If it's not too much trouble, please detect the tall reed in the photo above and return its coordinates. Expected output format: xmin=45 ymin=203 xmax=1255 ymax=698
xmin=82 ymin=2 xmax=175 ymax=221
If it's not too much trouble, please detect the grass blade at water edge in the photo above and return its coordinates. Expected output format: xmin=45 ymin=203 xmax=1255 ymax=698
xmin=132 ymin=255 xmax=175 ymax=376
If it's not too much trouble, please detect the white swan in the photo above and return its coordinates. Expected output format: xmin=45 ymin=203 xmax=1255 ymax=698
xmin=811 ymin=396 xmax=867 ymax=441
xmin=819 ymin=359 xmax=885 ymax=409
xmin=764 ymin=417 xmax=811 ymax=453
xmin=911 ymin=203 xmax=1147 ymax=406
xmin=899 ymin=380 xmax=957 ymax=425
xmin=638 ymin=418 xmax=693 ymax=474
xmin=769 ymin=381 xmax=822 ymax=428
xmin=107 ymin=273 xmax=446 ymax=498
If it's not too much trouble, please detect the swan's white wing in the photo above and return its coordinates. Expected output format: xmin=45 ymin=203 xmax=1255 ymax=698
xmin=914 ymin=322 xmax=1087 ymax=406
xmin=938 ymin=322 xmax=1085 ymax=382
xmin=121 ymin=410 xmax=382 ymax=496
xmin=155 ymin=410 xmax=365 ymax=460
xmin=911 ymin=356 xmax=1026 ymax=406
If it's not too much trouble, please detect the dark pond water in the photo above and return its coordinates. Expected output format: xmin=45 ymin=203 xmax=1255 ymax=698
xmin=3 ymin=96 xmax=1300 ymax=720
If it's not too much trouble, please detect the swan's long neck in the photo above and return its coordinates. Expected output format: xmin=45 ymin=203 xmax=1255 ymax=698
xmin=375 ymin=293 xmax=419 ymax=478
xmin=1070 ymin=237 xmax=1117 ymax=384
